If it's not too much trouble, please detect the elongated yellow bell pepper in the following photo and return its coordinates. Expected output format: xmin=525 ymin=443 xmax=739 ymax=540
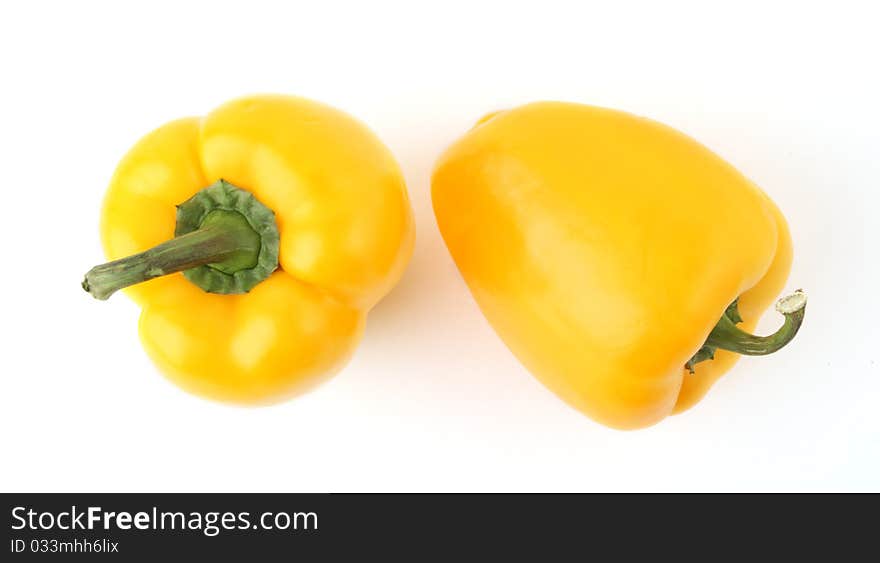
xmin=432 ymin=102 xmax=805 ymax=429
xmin=84 ymin=95 xmax=414 ymax=403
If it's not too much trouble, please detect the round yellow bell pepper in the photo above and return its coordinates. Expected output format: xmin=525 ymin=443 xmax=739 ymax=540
xmin=432 ymin=101 xmax=805 ymax=429
xmin=84 ymin=95 xmax=414 ymax=404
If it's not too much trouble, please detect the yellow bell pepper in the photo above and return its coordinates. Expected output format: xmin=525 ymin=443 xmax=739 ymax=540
xmin=84 ymin=95 xmax=414 ymax=404
xmin=432 ymin=101 xmax=805 ymax=429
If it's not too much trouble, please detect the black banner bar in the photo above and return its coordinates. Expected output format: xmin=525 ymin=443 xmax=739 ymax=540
xmin=1 ymin=493 xmax=873 ymax=558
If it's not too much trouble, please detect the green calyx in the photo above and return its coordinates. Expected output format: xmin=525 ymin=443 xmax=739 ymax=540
xmin=174 ymin=179 xmax=280 ymax=295
xmin=686 ymin=290 xmax=807 ymax=373
xmin=82 ymin=180 xmax=279 ymax=300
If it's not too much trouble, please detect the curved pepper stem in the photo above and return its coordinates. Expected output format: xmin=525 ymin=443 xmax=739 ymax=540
xmin=83 ymin=180 xmax=280 ymax=300
xmin=706 ymin=290 xmax=807 ymax=355
xmin=82 ymin=211 xmax=260 ymax=300
xmin=686 ymin=290 xmax=807 ymax=372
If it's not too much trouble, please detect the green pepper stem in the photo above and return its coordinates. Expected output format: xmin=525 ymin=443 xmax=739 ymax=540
xmin=82 ymin=210 xmax=260 ymax=300
xmin=705 ymin=290 xmax=807 ymax=356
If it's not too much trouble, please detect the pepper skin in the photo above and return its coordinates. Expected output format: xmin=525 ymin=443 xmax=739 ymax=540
xmin=91 ymin=95 xmax=414 ymax=403
xmin=432 ymin=101 xmax=799 ymax=429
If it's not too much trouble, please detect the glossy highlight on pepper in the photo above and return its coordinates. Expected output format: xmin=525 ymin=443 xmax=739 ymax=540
xmin=432 ymin=101 xmax=805 ymax=429
xmin=84 ymin=95 xmax=415 ymax=404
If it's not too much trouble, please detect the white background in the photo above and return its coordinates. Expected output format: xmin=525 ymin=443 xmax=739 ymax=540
xmin=1 ymin=0 xmax=877 ymax=492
